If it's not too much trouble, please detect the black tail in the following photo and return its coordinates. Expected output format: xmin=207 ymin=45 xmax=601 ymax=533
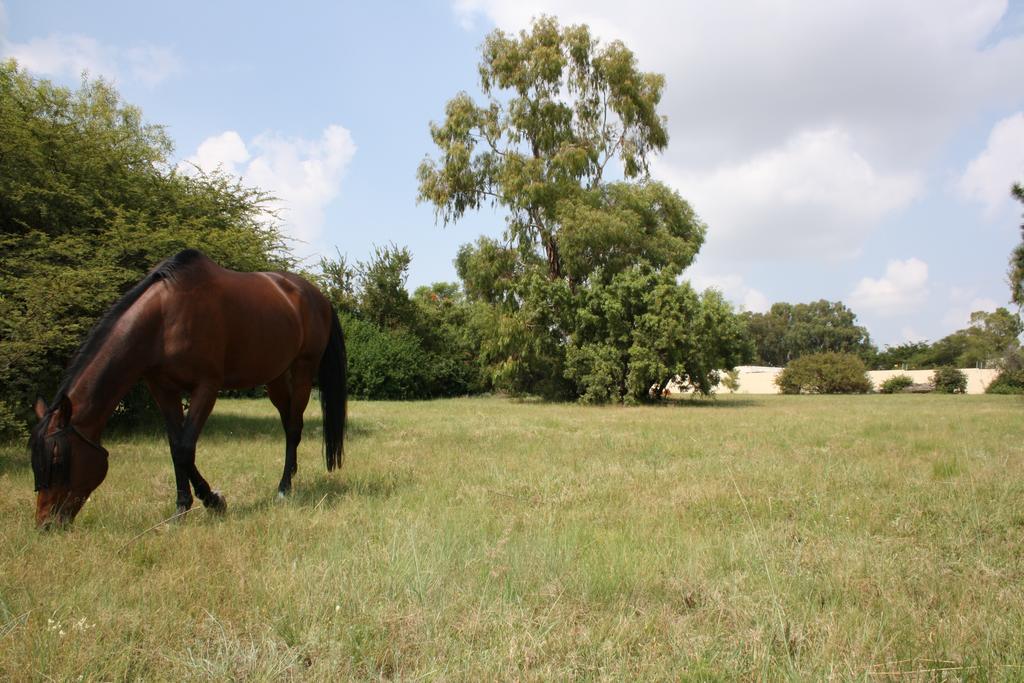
xmin=319 ymin=308 xmax=347 ymax=471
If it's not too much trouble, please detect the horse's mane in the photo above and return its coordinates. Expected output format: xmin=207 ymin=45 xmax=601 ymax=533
xmin=51 ymin=248 xmax=205 ymax=403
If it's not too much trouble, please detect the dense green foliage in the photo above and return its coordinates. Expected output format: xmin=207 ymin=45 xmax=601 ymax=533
xmin=0 ymin=62 xmax=289 ymax=438
xmin=566 ymin=267 xmax=748 ymax=403
xmin=776 ymin=352 xmax=873 ymax=395
xmin=875 ymin=308 xmax=1022 ymax=370
xmin=743 ymin=300 xmax=875 ymax=366
xmin=986 ymin=368 xmax=1024 ymax=394
xmin=873 ymin=341 xmax=933 ymax=370
xmin=879 ymin=375 xmax=915 ymax=394
xmin=419 ymin=18 xmax=746 ymax=401
xmin=340 ymin=315 xmax=473 ymax=400
xmin=1010 ymin=182 xmax=1024 ymax=306
xmin=932 ymin=366 xmax=968 ymax=394
xmin=315 ymin=247 xmax=482 ymax=400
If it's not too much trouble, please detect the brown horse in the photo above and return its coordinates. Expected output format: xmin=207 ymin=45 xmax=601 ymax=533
xmin=29 ymin=249 xmax=347 ymax=528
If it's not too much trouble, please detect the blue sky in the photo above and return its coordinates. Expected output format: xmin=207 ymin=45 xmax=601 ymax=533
xmin=2 ymin=0 xmax=1023 ymax=348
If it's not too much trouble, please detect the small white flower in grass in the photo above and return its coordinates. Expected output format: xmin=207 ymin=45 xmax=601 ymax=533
xmin=72 ymin=617 xmax=94 ymax=632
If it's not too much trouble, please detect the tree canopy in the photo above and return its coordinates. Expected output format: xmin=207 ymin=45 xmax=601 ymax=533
xmin=0 ymin=61 xmax=289 ymax=436
xmin=417 ymin=15 xmax=676 ymax=286
xmin=742 ymin=301 xmax=875 ymax=367
xmin=876 ymin=308 xmax=1022 ymax=370
xmin=1010 ymin=182 xmax=1024 ymax=306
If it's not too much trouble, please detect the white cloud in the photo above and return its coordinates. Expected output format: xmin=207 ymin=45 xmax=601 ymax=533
xmin=850 ymin=258 xmax=930 ymax=317
xmin=185 ymin=125 xmax=357 ymax=245
xmin=452 ymin=0 xmax=484 ymax=30
xmin=958 ymin=111 xmax=1024 ymax=215
xmin=941 ymin=287 xmax=1000 ymax=330
xmin=4 ymin=34 xmax=115 ymax=79
xmin=124 ymin=45 xmax=182 ymax=87
xmin=688 ymin=270 xmax=769 ymax=313
xmin=457 ymin=0 xmax=1024 ymax=167
xmin=1 ymin=32 xmax=181 ymax=86
xmin=187 ymin=131 xmax=251 ymax=176
xmin=453 ymin=1 xmax=1024 ymax=263
xmin=657 ymin=128 xmax=922 ymax=260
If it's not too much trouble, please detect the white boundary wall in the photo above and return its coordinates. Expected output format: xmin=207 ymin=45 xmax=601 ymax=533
xmin=711 ymin=366 xmax=999 ymax=395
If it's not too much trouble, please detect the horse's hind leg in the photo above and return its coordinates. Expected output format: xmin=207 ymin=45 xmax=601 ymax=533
xmin=268 ymin=363 xmax=314 ymax=497
xmin=267 ymin=376 xmax=294 ymax=496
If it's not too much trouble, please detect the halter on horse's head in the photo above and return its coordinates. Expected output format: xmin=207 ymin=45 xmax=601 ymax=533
xmin=30 ymin=395 xmax=109 ymax=528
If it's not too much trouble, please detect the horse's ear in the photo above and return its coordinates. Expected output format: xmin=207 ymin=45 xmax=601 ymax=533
xmin=53 ymin=395 xmax=72 ymax=428
xmin=34 ymin=397 xmax=47 ymax=420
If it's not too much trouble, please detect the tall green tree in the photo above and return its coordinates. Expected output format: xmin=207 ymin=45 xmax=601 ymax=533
xmin=353 ymin=244 xmax=417 ymax=331
xmin=743 ymin=301 xmax=875 ymax=366
xmin=313 ymin=250 xmax=357 ymax=316
xmin=417 ymin=15 xmax=672 ymax=285
xmin=1010 ymin=182 xmax=1024 ymax=305
xmin=0 ymin=61 xmax=289 ymax=437
xmin=962 ymin=308 xmax=1023 ymax=366
xmin=419 ymin=18 xmax=741 ymax=401
xmin=874 ymin=308 xmax=1022 ymax=370
xmin=914 ymin=308 xmax=1023 ymax=369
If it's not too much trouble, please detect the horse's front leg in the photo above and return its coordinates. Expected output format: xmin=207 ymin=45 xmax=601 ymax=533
xmin=147 ymin=379 xmax=195 ymax=515
xmin=180 ymin=384 xmax=226 ymax=513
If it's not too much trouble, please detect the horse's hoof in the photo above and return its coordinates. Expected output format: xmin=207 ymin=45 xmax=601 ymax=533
xmin=173 ymin=505 xmax=190 ymax=521
xmin=204 ymin=491 xmax=227 ymax=514
xmin=276 ymin=491 xmax=288 ymax=502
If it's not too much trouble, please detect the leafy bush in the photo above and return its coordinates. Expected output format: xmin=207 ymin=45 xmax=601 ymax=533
xmin=879 ymin=374 xmax=915 ymax=394
xmin=776 ymin=353 xmax=872 ymax=394
xmin=565 ymin=343 xmax=625 ymax=404
xmin=985 ymin=369 xmax=1024 ymax=394
xmin=932 ymin=367 xmax=967 ymax=394
xmin=343 ymin=317 xmax=430 ymax=400
xmin=342 ymin=315 xmax=476 ymax=401
xmin=563 ymin=267 xmax=750 ymax=404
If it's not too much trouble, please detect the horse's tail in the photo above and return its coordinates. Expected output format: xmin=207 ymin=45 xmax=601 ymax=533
xmin=318 ymin=307 xmax=347 ymax=471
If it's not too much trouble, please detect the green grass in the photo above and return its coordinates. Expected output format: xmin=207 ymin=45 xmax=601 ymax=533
xmin=2 ymin=394 xmax=1024 ymax=680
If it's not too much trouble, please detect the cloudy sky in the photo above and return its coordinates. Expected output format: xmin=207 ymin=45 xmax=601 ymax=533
xmin=3 ymin=1 xmax=1023 ymax=347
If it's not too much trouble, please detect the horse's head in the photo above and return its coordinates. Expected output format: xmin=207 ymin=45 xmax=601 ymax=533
xmin=30 ymin=396 xmax=108 ymax=529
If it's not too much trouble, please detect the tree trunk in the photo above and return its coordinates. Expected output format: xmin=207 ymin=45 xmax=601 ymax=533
xmin=542 ymin=231 xmax=563 ymax=281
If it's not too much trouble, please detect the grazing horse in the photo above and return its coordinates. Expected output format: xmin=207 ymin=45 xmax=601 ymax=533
xmin=29 ymin=249 xmax=347 ymax=528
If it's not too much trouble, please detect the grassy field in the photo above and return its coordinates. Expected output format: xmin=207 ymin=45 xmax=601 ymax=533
xmin=1 ymin=394 xmax=1023 ymax=680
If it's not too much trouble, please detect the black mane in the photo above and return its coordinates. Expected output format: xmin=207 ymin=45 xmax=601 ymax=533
xmin=51 ymin=248 xmax=205 ymax=403
xmin=31 ymin=249 xmax=204 ymax=490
